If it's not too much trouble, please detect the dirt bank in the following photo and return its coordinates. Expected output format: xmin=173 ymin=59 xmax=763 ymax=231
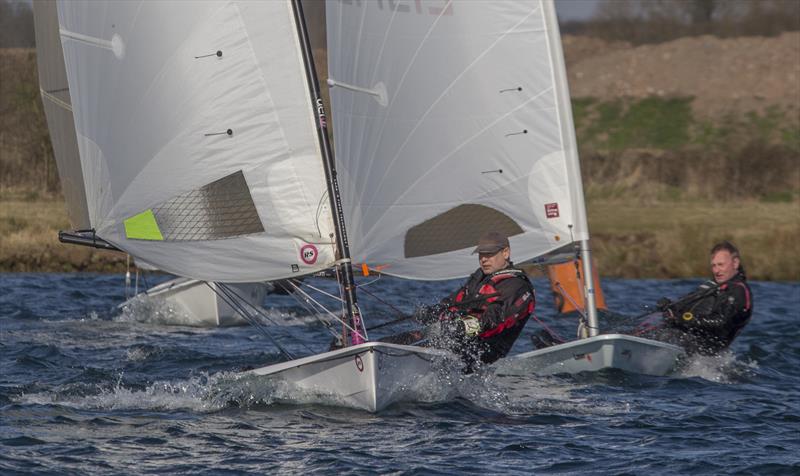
xmin=564 ymin=32 xmax=800 ymax=117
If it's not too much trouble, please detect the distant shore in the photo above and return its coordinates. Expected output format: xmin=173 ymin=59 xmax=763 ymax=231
xmin=2 ymin=192 xmax=797 ymax=281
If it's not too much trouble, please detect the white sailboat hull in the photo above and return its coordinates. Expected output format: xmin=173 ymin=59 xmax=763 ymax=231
xmin=495 ymin=334 xmax=684 ymax=377
xmin=121 ymin=277 xmax=268 ymax=327
xmin=248 ymin=342 xmax=458 ymax=412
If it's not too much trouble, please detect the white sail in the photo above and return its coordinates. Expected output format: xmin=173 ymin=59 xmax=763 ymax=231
xmin=55 ymin=0 xmax=336 ymax=282
xmin=327 ymin=0 xmax=589 ymax=280
xmin=32 ymin=0 xmax=91 ymax=229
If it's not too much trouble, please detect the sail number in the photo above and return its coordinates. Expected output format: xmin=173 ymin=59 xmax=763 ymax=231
xmin=338 ymin=0 xmax=453 ymax=16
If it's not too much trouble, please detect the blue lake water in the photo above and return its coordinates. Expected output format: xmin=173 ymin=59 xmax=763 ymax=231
xmin=1 ymin=273 xmax=799 ymax=475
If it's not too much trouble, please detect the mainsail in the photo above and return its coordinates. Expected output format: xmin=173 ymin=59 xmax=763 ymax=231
xmin=327 ymin=0 xmax=590 ymax=281
xmin=32 ymin=0 xmax=90 ymax=229
xmin=53 ymin=0 xmax=336 ymax=282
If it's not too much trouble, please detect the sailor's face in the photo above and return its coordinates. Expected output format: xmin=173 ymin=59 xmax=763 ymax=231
xmin=710 ymin=250 xmax=739 ymax=284
xmin=479 ymin=247 xmax=510 ymax=274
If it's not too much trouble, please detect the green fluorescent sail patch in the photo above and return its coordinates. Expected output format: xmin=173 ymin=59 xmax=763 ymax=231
xmin=124 ymin=209 xmax=164 ymax=241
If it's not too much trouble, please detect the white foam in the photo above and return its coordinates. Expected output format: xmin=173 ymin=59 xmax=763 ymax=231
xmin=116 ymin=295 xmax=197 ymax=326
xmin=15 ymin=373 xmax=247 ymax=413
xmin=678 ymin=351 xmax=759 ymax=383
xmin=12 ymin=362 xmax=628 ymax=415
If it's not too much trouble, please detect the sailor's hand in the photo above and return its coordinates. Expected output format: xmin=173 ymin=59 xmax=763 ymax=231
xmin=461 ymin=315 xmax=481 ymax=338
xmin=656 ymin=297 xmax=672 ymax=312
xmin=662 ymin=307 xmax=677 ymax=323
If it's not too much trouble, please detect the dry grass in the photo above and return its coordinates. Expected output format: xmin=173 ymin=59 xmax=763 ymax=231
xmin=588 ymin=198 xmax=800 ymax=281
xmin=2 ymin=195 xmax=797 ymax=280
xmin=0 ymin=193 xmax=124 ymax=272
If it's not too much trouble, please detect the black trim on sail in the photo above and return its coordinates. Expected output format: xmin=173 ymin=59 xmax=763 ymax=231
xmin=290 ymin=0 xmax=365 ymax=345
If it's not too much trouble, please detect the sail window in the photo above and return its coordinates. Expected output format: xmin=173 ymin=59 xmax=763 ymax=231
xmin=124 ymin=170 xmax=264 ymax=242
xmin=404 ymin=204 xmax=523 ymax=258
xmin=123 ymin=209 xmax=164 ymax=241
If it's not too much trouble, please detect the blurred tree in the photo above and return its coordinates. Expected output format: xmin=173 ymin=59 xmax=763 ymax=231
xmin=0 ymin=0 xmax=35 ymax=48
xmin=588 ymin=0 xmax=799 ymax=43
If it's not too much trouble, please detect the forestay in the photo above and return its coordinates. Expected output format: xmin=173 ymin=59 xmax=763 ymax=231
xmin=33 ymin=1 xmax=90 ymax=230
xmin=327 ymin=0 xmax=589 ymax=280
xmin=55 ymin=0 xmax=335 ymax=282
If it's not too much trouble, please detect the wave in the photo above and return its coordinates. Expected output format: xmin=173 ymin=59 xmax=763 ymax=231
xmin=677 ymin=351 xmax=759 ymax=383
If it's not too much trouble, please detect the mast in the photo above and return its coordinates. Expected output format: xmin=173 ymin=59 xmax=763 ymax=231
xmin=579 ymin=241 xmax=599 ymax=337
xmin=290 ymin=0 xmax=366 ymax=345
xmin=542 ymin=0 xmax=599 ymax=337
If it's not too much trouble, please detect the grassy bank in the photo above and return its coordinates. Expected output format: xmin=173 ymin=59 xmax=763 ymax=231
xmin=0 ymin=192 xmax=125 ymax=273
xmin=2 ymin=193 xmax=797 ymax=281
xmin=574 ymin=97 xmax=800 ymax=202
xmin=1 ymin=48 xmax=797 ymax=279
xmin=587 ymin=197 xmax=799 ymax=281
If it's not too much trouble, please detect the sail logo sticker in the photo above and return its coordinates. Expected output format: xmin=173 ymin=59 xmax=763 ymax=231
xmin=545 ymin=203 xmax=560 ymax=218
xmin=316 ymin=98 xmax=327 ymax=128
xmin=344 ymin=0 xmax=454 ymax=16
xmin=300 ymin=244 xmax=318 ymax=265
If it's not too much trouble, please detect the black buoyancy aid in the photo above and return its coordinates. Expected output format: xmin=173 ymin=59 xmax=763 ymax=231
xmin=449 ymin=267 xmax=535 ymax=340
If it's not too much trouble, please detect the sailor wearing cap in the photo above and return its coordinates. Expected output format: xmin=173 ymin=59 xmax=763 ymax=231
xmin=425 ymin=231 xmax=536 ymax=371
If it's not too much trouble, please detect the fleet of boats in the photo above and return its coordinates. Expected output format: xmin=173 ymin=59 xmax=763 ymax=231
xmin=35 ymin=0 xmax=684 ymax=412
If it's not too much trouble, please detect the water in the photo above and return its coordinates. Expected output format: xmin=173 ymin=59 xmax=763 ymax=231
xmin=1 ymin=273 xmax=799 ymax=475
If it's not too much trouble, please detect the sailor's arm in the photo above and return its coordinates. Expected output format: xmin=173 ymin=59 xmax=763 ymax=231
xmin=673 ymin=285 xmax=748 ymax=331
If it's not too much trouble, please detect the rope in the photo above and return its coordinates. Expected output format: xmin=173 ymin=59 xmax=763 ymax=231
xmin=278 ymin=280 xmax=341 ymax=340
xmin=300 ymin=281 xmax=345 ymax=303
xmin=530 ymin=313 xmax=567 ymax=343
xmin=289 ymin=279 xmax=367 ymax=342
xmin=356 ymin=284 xmax=407 ymax=319
xmin=210 ymin=283 xmax=296 ymax=360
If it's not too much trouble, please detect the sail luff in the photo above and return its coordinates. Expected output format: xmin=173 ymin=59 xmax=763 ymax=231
xmin=290 ymin=0 xmax=366 ymax=345
xmin=541 ymin=0 xmax=598 ymax=334
xmin=32 ymin=0 xmax=92 ymax=230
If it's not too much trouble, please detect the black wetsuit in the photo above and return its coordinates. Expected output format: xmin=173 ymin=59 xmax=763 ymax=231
xmin=651 ymin=273 xmax=753 ymax=355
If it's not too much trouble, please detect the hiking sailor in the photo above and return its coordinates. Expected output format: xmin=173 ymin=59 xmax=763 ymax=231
xmin=383 ymin=231 xmax=535 ymax=372
xmin=648 ymin=241 xmax=753 ymax=355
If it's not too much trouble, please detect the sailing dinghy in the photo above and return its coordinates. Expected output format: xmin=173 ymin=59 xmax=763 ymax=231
xmin=118 ymin=277 xmax=268 ymax=327
xmin=48 ymin=0 xmax=457 ymax=411
xmin=47 ymin=0 xmax=682 ymax=412
xmin=326 ymin=0 xmax=684 ymax=379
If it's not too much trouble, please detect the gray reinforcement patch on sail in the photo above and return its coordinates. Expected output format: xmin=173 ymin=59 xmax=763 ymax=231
xmin=404 ymin=204 xmax=524 ymax=258
xmin=152 ymin=170 xmax=264 ymax=241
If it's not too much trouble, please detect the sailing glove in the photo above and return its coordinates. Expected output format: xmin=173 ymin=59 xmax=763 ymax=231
xmin=656 ymin=297 xmax=672 ymax=312
xmin=461 ymin=316 xmax=481 ymax=337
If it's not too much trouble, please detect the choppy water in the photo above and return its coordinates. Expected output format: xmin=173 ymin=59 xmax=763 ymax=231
xmin=1 ymin=273 xmax=798 ymax=475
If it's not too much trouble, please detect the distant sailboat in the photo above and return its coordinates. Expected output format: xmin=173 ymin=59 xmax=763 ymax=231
xmin=118 ymin=276 xmax=268 ymax=327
